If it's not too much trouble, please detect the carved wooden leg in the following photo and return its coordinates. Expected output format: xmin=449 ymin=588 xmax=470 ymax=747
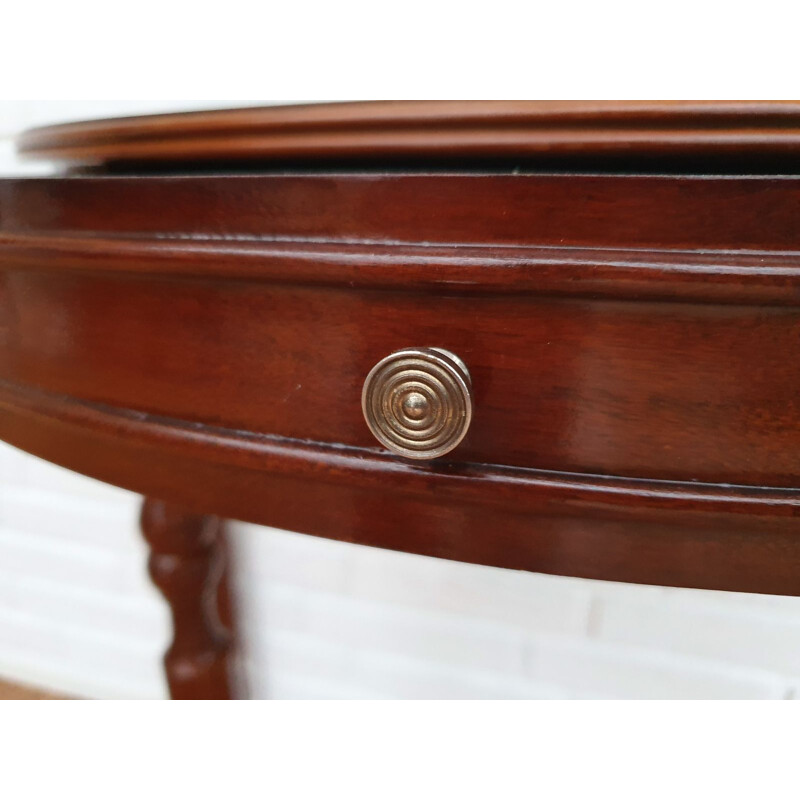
xmin=140 ymin=497 xmax=240 ymax=699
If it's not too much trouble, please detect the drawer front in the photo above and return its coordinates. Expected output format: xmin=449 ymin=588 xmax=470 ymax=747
xmin=2 ymin=266 xmax=800 ymax=488
xmin=3 ymin=172 xmax=800 ymax=490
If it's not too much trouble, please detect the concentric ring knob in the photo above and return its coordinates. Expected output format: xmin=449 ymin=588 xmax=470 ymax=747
xmin=362 ymin=347 xmax=473 ymax=460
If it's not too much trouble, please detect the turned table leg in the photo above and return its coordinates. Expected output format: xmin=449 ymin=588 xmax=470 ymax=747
xmin=140 ymin=497 xmax=240 ymax=699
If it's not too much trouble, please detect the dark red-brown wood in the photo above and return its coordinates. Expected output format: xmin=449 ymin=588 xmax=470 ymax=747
xmin=0 ymin=376 xmax=798 ymax=597
xmin=3 ymin=174 xmax=800 ymax=487
xmin=17 ymin=100 xmax=800 ymax=166
xmin=139 ymin=497 xmax=238 ymax=699
xmin=5 ymin=101 xmax=800 ymax=698
xmin=2 ymin=169 xmax=800 ymax=588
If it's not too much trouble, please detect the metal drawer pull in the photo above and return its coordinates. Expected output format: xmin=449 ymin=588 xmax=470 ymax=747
xmin=362 ymin=347 xmax=473 ymax=460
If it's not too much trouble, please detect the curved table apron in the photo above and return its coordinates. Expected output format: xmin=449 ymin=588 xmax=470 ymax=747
xmin=4 ymin=101 xmax=800 ymax=698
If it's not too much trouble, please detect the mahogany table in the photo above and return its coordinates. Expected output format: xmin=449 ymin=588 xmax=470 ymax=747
xmin=3 ymin=101 xmax=800 ymax=699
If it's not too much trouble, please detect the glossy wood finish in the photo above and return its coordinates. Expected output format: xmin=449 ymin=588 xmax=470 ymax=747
xmin=4 ymin=171 xmax=800 ymax=252
xmin=4 ymin=264 xmax=800 ymax=488
xmin=3 ymin=174 xmax=800 ymax=488
xmin=4 ymin=103 xmax=800 ymax=704
xmin=1 ymin=378 xmax=799 ymax=596
xmin=17 ymin=100 xmax=800 ymax=166
xmin=140 ymin=497 xmax=237 ymax=699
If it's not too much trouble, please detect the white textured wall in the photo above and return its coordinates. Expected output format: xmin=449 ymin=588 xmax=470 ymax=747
xmin=2 ymin=101 xmax=800 ymax=699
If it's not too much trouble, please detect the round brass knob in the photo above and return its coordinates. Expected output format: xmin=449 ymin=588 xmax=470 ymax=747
xmin=362 ymin=347 xmax=473 ymax=460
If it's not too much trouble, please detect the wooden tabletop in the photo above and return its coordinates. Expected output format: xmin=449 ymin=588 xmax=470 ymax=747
xmin=17 ymin=100 xmax=800 ymax=165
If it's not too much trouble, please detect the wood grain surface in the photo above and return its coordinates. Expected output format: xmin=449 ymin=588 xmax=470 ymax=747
xmin=2 ymin=378 xmax=800 ymax=596
xmin=4 ymin=113 xmax=800 ymax=598
xmin=2 ymin=173 xmax=800 ymax=487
